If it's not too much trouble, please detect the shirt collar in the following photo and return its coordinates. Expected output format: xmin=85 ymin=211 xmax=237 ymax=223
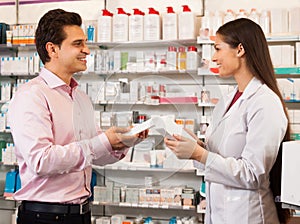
xmin=39 ymin=67 xmax=78 ymax=90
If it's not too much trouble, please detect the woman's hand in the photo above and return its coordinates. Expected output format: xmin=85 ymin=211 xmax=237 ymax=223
xmin=164 ymin=134 xmax=205 ymax=162
xmin=184 ymin=128 xmax=206 ymax=148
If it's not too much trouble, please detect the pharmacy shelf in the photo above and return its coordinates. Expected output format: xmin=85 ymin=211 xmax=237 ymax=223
xmin=0 ymin=43 xmax=36 ymax=50
xmin=93 ymin=164 xmax=196 ymax=173
xmin=85 ymin=70 xmax=199 ymax=76
xmin=0 ymin=39 xmax=198 ymax=51
xmin=276 ymin=74 xmax=300 ymax=78
xmin=197 ymin=34 xmax=300 ymax=44
xmin=98 ymin=100 xmax=198 ymax=106
xmin=265 ymin=34 xmax=300 ymax=42
xmin=97 ymin=100 xmax=216 ymax=107
xmin=92 ymin=201 xmax=198 ymax=211
xmin=197 ymin=68 xmax=219 ymax=76
xmin=282 ymin=202 xmax=300 ymax=210
xmin=283 ymin=101 xmax=300 ymax=110
xmin=0 ymin=162 xmax=17 ymax=166
xmin=88 ymin=39 xmax=197 ymax=49
xmin=0 ymin=131 xmax=11 ymax=135
xmin=0 ymin=73 xmax=37 ymax=77
xmin=196 ymin=37 xmax=215 ymax=45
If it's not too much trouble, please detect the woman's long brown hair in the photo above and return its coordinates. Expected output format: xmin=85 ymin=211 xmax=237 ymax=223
xmin=217 ymin=18 xmax=291 ymax=223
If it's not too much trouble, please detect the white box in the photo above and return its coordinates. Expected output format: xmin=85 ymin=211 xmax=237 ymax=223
xmin=269 ymin=46 xmax=282 ymax=67
xmin=113 ymin=51 xmax=121 ymax=72
xmin=281 ymin=45 xmax=294 ymax=66
xmin=281 ymin=141 xmax=300 ymax=206
xmin=270 ymin=8 xmax=289 ymax=33
xmin=289 ymin=7 xmax=300 ymax=33
xmin=296 ymin=42 xmax=300 ymax=66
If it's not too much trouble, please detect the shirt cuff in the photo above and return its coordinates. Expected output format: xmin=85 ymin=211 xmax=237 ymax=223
xmin=92 ymin=133 xmax=127 ymax=160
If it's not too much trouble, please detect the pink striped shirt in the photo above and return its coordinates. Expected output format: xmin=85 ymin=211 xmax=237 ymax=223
xmin=8 ymin=68 xmax=125 ymax=204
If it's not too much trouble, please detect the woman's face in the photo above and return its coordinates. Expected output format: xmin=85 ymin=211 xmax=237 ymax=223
xmin=212 ymin=34 xmax=241 ymax=78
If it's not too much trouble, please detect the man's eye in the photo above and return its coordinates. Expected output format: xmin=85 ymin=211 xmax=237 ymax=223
xmin=74 ymin=42 xmax=83 ymax=46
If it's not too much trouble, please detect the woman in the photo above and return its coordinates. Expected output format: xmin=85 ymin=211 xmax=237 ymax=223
xmin=165 ymin=18 xmax=291 ymax=224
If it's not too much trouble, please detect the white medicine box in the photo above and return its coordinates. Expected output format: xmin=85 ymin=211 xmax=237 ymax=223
xmin=281 ymin=141 xmax=300 ymax=207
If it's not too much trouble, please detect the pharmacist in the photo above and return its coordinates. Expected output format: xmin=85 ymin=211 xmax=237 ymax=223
xmin=165 ymin=18 xmax=291 ymax=224
xmin=8 ymin=9 xmax=146 ymax=224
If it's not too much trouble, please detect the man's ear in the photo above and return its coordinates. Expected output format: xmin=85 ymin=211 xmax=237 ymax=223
xmin=45 ymin=42 xmax=58 ymax=58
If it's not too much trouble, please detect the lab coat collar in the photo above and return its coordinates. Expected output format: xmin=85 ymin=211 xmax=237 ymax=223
xmin=239 ymin=76 xmax=263 ymax=101
xmin=225 ymin=76 xmax=263 ymax=109
xmin=216 ymin=77 xmax=263 ymax=127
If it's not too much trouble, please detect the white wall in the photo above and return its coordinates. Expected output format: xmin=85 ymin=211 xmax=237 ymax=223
xmin=0 ymin=0 xmax=104 ymax=24
xmin=0 ymin=0 xmax=299 ymax=24
xmin=205 ymin=0 xmax=300 ymax=12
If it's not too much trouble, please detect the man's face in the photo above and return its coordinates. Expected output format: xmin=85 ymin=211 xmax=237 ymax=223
xmin=56 ymin=25 xmax=90 ymax=75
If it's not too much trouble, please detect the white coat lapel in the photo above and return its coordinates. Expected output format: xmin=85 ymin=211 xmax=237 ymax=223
xmin=209 ymin=77 xmax=263 ymax=135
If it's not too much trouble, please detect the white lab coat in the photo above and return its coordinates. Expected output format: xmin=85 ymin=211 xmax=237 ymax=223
xmin=204 ymin=77 xmax=287 ymax=224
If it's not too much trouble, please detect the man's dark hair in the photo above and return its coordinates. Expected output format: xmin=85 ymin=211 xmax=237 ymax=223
xmin=35 ymin=9 xmax=82 ymax=64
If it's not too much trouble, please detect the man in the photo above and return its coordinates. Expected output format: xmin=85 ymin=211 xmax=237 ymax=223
xmin=8 ymin=9 xmax=146 ymax=224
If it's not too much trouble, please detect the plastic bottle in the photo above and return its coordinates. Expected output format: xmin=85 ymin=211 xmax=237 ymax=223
xmin=259 ymin=10 xmax=270 ymax=34
xmin=212 ymin=10 xmax=223 ymax=36
xmin=223 ymin=9 xmax=235 ymax=24
xmin=113 ymin=8 xmax=129 ymax=42
xmin=177 ymin=46 xmax=186 ymax=70
xmin=178 ymin=5 xmax=195 ymax=39
xmin=186 ymin=46 xmax=199 ymax=70
xmin=162 ymin=6 xmax=178 ymax=40
xmin=236 ymin=9 xmax=248 ymax=19
xmin=97 ymin=9 xmax=113 ymax=42
xmin=87 ymin=25 xmax=95 ymax=42
xmin=166 ymin=46 xmax=177 ymax=70
xmin=129 ymin=8 xmax=144 ymax=42
xmin=199 ymin=10 xmax=211 ymax=40
xmin=144 ymin=7 xmax=161 ymax=41
xmin=248 ymin=8 xmax=259 ymax=24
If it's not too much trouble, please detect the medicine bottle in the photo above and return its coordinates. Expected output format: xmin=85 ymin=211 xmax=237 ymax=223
xmin=199 ymin=116 xmax=209 ymax=135
xmin=178 ymin=5 xmax=195 ymax=39
xmin=162 ymin=6 xmax=178 ymax=40
xmin=186 ymin=46 xmax=199 ymax=70
xmin=248 ymin=8 xmax=259 ymax=24
xmin=144 ymin=7 xmax=160 ymax=41
xmin=223 ymin=9 xmax=235 ymax=24
xmin=97 ymin=9 xmax=113 ymax=42
xmin=113 ymin=8 xmax=129 ymax=42
xmin=259 ymin=10 xmax=270 ymax=34
xmin=177 ymin=46 xmax=186 ymax=71
xmin=236 ymin=9 xmax=248 ymax=19
xmin=166 ymin=46 xmax=177 ymax=70
xmin=129 ymin=8 xmax=144 ymax=41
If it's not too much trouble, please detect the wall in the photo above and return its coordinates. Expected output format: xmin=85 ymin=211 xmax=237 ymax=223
xmin=0 ymin=0 xmax=299 ymax=25
xmin=204 ymin=0 xmax=300 ymax=12
xmin=0 ymin=0 xmax=104 ymax=24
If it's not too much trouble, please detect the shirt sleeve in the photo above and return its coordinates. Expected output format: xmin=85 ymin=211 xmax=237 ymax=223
xmin=8 ymin=84 xmax=123 ymax=176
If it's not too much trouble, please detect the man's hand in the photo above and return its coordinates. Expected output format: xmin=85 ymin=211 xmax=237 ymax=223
xmin=105 ymin=126 xmax=148 ymax=151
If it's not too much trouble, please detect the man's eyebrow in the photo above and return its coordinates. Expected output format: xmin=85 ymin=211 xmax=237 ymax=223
xmin=72 ymin=39 xmax=86 ymax=44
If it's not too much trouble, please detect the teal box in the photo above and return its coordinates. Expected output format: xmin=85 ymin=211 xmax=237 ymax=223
xmin=274 ymin=67 xmax=300 ymax=75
